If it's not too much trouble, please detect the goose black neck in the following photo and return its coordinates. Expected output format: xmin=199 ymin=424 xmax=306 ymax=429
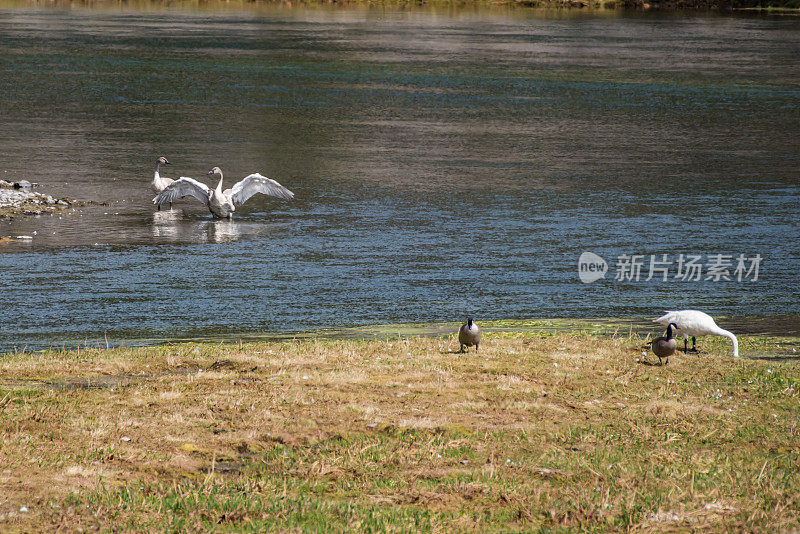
xmin=667 ymin=323 xmax=678 ymax=339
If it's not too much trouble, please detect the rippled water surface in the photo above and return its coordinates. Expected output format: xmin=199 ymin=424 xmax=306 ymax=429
xmin=1 ymin=4 xmax=798 ymax=349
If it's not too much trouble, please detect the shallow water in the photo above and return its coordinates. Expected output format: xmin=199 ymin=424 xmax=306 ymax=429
xmin=1 ymin=4 xmax=799 ymax=350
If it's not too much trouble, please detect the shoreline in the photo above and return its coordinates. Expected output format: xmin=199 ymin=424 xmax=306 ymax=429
xmin=0 ymin=0 xmax=798 ymax=13
xmin=4 ymin=315 xmax=800 ymax=356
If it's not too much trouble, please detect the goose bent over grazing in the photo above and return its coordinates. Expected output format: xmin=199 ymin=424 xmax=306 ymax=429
xmin=151 ymin=156 xmax=174 ymax=210
xmin=459 ymin=318 xmax=481 ymax=353
xmin=655 ymin=310 xmax=739 ymax=358
xmin=153 ymin=166 xmax=294 ymax=219
xmin=651 ymin=322 xmax=678 ymax=366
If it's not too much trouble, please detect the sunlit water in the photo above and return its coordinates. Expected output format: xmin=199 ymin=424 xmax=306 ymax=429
xmin=1 ymin=4 xmax=798 ymax=350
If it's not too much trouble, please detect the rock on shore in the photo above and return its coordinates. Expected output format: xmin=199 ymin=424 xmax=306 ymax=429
xmin=0 ymin=179 xmax=71 ymax=219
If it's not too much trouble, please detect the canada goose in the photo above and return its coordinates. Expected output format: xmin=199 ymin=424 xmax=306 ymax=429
xmin=458 ymin=318 xmax=481 ymax=353
xmin=651 ymin=323 xmax=678 ymax=366
xmin=655 ymin=310 xmax=739 ymax=358
xmin=153 ymin=166 xmax=294 ymax=219
xmin=150 ymin=156 xmax=173 ymax=210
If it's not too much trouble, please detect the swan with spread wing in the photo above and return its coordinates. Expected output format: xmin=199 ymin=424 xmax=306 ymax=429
xmin=153 ymin=166 xmax=294 ymax=219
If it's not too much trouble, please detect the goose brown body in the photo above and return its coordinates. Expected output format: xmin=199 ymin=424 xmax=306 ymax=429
xmin=651 ymin=323 xmax=678 ymax=366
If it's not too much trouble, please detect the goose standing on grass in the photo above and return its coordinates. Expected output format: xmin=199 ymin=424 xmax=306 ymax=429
xmin=150 ymin=156 xmax=174 ymax=210
xmin=458 ymin=318 xmax=481 ymax=353
xmin=655 ymin=310 xmax=739 ymax=358
xmin=651 ymin=323 xmax=678 ymax=366
xmin=153 ymin=166 xmax=294 ymax=219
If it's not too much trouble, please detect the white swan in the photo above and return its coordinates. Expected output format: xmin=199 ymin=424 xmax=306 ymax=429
xmin=654 ymin=310 xmax=739 ymax=357
xmin=151 ymin=156 xmax=174 ymax=210
xmin=153 ymin=166 xmax=294 ymax=219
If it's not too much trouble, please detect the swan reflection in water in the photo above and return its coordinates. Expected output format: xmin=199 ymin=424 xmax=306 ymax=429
xmin=205 ymin=219 xmax=241 ymax=243
xmin=151 ymin=211 xmax=247 ymax=243
xmin=151 ymin=209 xmax=184 ymax=239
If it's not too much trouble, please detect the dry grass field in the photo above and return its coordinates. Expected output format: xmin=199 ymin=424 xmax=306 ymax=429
xmin=1 ymin=325 xmax=798 ymax=532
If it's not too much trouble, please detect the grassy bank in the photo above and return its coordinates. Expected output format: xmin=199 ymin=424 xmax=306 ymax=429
xmin=1 ymin=329 xmax=798 ymax=531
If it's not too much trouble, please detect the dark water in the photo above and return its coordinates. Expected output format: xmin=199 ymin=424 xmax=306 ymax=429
xmin=1 ymin=4 xmax=799 ymax=350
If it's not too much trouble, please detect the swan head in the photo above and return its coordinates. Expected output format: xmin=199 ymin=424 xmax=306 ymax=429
xmin=207 ymin=166 xmax=223 ymax=178
xmin=157 ymin=156 xmax=170 ymax=165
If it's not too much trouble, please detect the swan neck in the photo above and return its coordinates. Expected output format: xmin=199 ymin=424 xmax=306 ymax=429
xmin=718 ymin=328 xmax=739 ymax=357
xmin=154 ymin=163 xmax=160 ymax=179
xmin=216 ymin=174 xmax=224 ymax=192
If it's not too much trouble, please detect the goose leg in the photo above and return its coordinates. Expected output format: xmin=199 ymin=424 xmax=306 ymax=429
xmin=460 ymin=344 xmax=465 ymax=353
xmin=475 ymin=343 xmax=479 ymax=352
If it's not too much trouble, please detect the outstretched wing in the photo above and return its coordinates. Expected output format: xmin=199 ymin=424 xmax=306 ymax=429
xmin=153 ymin=177 xmax=211 ymax=206
xmin=230 ymin=173 xmax=294 ymax=207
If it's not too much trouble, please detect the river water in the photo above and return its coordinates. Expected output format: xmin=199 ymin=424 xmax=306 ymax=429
xmin=0 ymin=4 xmax=798 ymax=350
